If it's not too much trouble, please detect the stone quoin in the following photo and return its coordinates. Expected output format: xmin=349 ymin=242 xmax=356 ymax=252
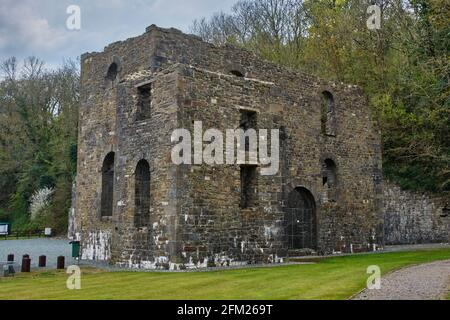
xmin=73 ymin=25 xmax=384 ymax=270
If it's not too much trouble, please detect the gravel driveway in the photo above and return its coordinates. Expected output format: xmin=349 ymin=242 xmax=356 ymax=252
xmin=0 ymin=238 xmax=75 ymax=270
xmin=354 ymin=260 xmax=450 ymax=300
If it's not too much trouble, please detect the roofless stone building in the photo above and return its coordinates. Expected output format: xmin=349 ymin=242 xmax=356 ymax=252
xmin=74 ymin=25 xmax=384 ymax=269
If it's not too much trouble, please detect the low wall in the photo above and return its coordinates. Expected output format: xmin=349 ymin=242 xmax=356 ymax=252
xmin=383 ymin=182 xmax=449 ymax=245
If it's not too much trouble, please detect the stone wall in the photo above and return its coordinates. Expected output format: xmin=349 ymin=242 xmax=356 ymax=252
xmin=76 ymin=61 xmax=181 ymax=266
xmin=76 ymin=25 xmax=383 ymax=269
xmin=175 ymin=63 xmax=382 ymax=266
xmin=384 ymin=182 xmax=449 ymax=245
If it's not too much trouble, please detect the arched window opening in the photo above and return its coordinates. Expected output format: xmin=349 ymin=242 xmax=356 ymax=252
xmin=285 ymin=187 xmax=317 ymax=250
xmin=106 ymin=62 xmax=118 ymax=82
xmin=135 ymin=160 xmax=150 ymax=227
xmin=101 ymin=152 xmax=115 ymax=217
xmin=230 ymin=70 xmax=244 ymax=77
xmin=322 ymin=159 xmax=337 ymax=202
xmin=321 ymin=91 xmax=336 ymax=136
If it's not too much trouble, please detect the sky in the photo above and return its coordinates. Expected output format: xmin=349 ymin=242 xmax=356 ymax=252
xmin=0 ymin=0 xmax=238 ymax=69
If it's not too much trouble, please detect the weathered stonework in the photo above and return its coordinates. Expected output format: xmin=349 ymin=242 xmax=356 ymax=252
xmin=75 ymin=25 xmax=384 ymax=270
xmin=383 ymin=182 xmax=449 ymax=245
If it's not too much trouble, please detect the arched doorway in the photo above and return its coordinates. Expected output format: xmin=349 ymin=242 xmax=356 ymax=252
xmin=285 ymin=187 xmax=317 ymax=250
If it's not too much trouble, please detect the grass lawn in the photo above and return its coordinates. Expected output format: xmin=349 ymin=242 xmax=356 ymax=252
xmin=1 ymin=249 xmax=449 ymax=300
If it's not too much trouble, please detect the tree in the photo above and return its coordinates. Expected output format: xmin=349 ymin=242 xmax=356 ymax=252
xmin=0 ymin=57 xmax=79 ymax=232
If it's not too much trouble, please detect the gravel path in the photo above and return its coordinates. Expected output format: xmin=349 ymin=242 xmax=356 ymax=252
xmin=385 ymin=243 xmax=450 ymax=252
xmin=354 ymin=260 xmax=450 ymax=300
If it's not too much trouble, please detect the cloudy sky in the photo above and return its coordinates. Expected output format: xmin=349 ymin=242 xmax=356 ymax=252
xmin=0 ymin=0 xmax=238 ymax=69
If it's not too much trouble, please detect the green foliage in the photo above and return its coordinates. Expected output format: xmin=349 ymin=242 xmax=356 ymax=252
xmin=0 ymin=57 xmax=79 ymax=233
xmin=191 ymin=0 xmax=449 ymax=193
xmin=0 ymin=208 xmax=10 ymax=222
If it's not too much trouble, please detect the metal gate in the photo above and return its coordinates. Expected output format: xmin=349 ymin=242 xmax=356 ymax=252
xmin=285 ymin=188 xmax=317 ymax=250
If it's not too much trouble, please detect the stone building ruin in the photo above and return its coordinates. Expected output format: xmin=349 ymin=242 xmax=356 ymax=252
xmin=74 ymin=25 xmax=386 ymax=270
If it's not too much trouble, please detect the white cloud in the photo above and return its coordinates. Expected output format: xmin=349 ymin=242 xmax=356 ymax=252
xmin=0 ymin=0 xmax=66 ymax=53
xmin=0 ymin=0 xmax=239 ymax=67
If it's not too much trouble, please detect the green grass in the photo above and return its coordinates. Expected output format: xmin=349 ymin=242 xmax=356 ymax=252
xmin=1 ymin=249 xmax=449 ymax=300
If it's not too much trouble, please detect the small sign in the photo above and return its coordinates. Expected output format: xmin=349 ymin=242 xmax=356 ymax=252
xmin=44 ymin=228 xmax=52 ymax=236
xmin=0 ymin=223 xmax=10 ymax=235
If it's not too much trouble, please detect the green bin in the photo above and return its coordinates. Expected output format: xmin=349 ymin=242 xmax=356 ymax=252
xmin=70 ymin=241 xmax=80 ymax=258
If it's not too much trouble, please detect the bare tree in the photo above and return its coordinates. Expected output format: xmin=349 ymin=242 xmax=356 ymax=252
xmin=1 ymin=57 xmax=18 ymax=82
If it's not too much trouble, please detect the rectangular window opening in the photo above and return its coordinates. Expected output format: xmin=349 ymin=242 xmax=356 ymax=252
xmin=239 ymin=110 xmax=257 ymax=152
xmin=239 ymin=110 xmax=257 ymax=130
xmin=137 ymin=83 xmax=152 ymax=121
xmin=240 ymin=165 xmax=258 ymax=209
